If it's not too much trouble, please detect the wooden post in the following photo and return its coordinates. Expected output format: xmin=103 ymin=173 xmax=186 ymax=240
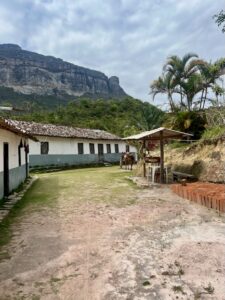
xmin=143 ymin=139 xmax=146 ymax=177
xmin=160 ymin=131 xmax=164 ymax=183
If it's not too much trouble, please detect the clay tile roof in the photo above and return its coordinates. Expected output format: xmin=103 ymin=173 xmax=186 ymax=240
xmin=0 ymin=118 xmax=37 ymax=141
xmin=8 ymin=120 xmax=122 ymax=141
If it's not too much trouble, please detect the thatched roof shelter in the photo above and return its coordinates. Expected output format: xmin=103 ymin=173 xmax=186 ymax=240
xmin=123 ymin=127 xmax=192 ymax=183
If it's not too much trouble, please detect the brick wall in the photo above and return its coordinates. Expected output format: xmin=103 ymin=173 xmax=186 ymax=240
xmin=171 ymin=182 xmax=225 ymax=213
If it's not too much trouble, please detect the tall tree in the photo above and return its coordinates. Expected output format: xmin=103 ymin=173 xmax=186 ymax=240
xmin=150 ymin=53 xmax=225 ymax=111
xmin=198 ymin=58 xmax=225 ymax=109
xmin=163 ymin=53 xmax=205 ymax=110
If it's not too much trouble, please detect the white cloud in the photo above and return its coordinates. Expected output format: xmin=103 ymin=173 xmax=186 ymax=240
xmin=0 ymin=0 xmax=224 ymax=104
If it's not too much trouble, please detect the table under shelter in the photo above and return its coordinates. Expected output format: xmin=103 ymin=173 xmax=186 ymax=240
xmin=123 ymin=127 xmax=192 ymax=184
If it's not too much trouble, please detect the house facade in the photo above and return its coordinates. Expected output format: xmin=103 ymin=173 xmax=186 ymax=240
xmin=0 ymin=118 xmax=35 ymax=199
xmin=12 ymin=121 xmax=137 ymax=168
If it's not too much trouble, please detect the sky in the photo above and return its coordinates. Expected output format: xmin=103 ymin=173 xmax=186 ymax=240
xmin=0 ymin=0 xmax=224 ymax=106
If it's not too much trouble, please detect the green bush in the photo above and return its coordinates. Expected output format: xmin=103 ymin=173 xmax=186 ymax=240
xmin=200 ymin=126 xmax=225 ymax=140
xmin=164 ymin=111 xmax=206 ymax=139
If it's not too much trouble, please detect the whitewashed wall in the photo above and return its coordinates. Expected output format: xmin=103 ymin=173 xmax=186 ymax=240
xmin=0 ymin=128 xmax=28 ymax=172
xmin=29 ymin=136 xmax=136 ymax=155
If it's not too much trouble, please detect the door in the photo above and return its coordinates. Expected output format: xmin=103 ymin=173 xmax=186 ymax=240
xmin=25 ymin=151 xmax=28 ymax=178
xmin=98 ymin=144 xmax=104 ymax=162
xmin=3 ymin=143 xmax=9 ymax=197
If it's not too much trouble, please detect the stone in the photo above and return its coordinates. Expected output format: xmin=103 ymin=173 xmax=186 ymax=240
xmin=0 ymin=44 xmax=127 ymax=99
xmin=210 ymin=151 xmax=221 ymax=160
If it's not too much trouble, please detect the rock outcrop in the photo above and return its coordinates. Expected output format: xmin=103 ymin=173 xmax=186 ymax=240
xmin=0 ymin=44 xmax=127 ymax=98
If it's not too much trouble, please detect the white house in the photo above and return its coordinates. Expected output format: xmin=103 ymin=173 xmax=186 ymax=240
xmin=11 ymin=120 xmax=137 ymax=168
xmin=0 ymin=118 xmax=36 ymax=199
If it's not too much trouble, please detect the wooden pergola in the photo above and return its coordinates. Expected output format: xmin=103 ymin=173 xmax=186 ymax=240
xmin=123 ymin=127 xmax=192 ymax=183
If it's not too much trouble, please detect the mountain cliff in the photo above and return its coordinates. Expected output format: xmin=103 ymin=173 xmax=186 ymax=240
xmin=0 ymin=44 xmax=127 ymax=98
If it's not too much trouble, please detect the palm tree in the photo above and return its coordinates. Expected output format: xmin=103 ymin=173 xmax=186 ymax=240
xmin=150 ymin=72 xmax=177 ymax=112
xmin=163 ymin=53 xmax=201 ymax=78
xmin=198 ymin=59 xmax=225 ymax=109
xmin=163 ymin=53 xmax=206 ymax=110
xmin=179 ymin=73 xmax=204 ymax=111
xmin=150 ymin=54 xmax=225 ymax=112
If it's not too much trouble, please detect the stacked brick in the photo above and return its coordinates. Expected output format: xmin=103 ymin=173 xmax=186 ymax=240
xmin=171 ymin=182 xmax=225 ymax=213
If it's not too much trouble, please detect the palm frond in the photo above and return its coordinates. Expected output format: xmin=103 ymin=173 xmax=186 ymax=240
xmin=182 ymin=53 xmax=198 ymax=66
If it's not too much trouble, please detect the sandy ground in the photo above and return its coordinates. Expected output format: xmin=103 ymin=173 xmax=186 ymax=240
xmin=0 ymin=167 xmax=224 ymax=300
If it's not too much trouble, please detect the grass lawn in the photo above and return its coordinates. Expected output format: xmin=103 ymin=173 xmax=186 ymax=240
xmin=0 ymin=166 xmax=136 ymax=250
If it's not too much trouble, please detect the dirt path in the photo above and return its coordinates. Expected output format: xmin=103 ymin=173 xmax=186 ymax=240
xmin=0 ymin=167 xmax=224 ymax=300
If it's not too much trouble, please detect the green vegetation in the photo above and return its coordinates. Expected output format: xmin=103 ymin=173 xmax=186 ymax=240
xmin=200 ymin=126 xmax=225 ymax=141
xmin=0 ymin=87 xmax=164 ymax=137
xmin=214 ymin=10 xmax=225 ymax=33
xmin=168 ymin=141 xmax=190 ymax=149
xmin=0 ymin=86 xmax=73 ymax=110
xmin=150 ymin=52 xmax=225 ymax=138
xmin=142 ymin=280 xmax=151 ymax=286
xmin=164 ymin=111 xmax=206 ymax=139
xmin=150 ymin=53 xmax=225 ymax=112
xmin=0 ymin=176 xmax=60 ymax=251
xmin=8 ymin=97 xmax=164 ymax=137
xmin=172 ymin=285 xmax=184 ymax=294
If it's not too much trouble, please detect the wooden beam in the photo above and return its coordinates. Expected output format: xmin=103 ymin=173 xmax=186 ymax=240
xmin=136 ymin=134 xmax=188 ymax=141
xmin=143 ymin=139 xmax=146 ymax=177
xmin=160 ymin=131 xmax=164 ymax=183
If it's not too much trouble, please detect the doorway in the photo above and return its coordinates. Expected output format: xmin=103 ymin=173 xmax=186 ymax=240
xmin=98 ymin=144 xmax=104 ymax=162
xmin=3 ymin=143 xmax=9 ymax=197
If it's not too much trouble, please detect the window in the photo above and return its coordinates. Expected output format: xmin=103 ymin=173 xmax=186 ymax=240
xmin=89 ymin=143 xmax=95 ymax=154
xmin=115 ymin=144 xmax=119 ymax=153
xmin=126 ymin=145 xmax=130 ymax=152
xmin=106 ymin=144 xmax=111 ymax=153
xmin=41 ymin=142 xmax=49 ymax=154
xmin=78 ymin=143 xmax=84 ymax=154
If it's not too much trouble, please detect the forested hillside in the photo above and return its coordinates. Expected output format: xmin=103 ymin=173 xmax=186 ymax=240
xmin=3 ymin=97 xmax=164 ymax=137
xmin=0 ymin=86 xmax=73 ymax=109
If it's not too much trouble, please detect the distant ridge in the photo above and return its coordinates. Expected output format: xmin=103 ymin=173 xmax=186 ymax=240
xmin=0 ymin=44 xmax=127 ymax=99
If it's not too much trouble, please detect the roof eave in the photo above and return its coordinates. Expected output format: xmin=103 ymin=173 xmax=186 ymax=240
xmin=0 ymin=119 xmax=38 ymax=141
xmin=30 ymin=133 xmax=122 ymax=141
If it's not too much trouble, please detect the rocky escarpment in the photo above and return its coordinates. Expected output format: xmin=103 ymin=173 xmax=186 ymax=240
xmin=0 ymin=44 xmax=127 ymax=98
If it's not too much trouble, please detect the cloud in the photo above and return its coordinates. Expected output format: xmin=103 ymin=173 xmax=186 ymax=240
xmin=0 ymin=0 xmax=224 ymax=105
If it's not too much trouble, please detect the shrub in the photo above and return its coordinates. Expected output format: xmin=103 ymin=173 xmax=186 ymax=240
xmin=164 ymin=111 xmax=207 ymax=139
xmin=200 ymin=125 xmax=225 ymax=140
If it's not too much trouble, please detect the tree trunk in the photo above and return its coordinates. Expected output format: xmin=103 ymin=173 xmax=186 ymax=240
xmin=199 ymin=89 xmax=204 ymax=110
xmin=187 ymin=95 xmax=192 ymax=111
xmin=180 ymin=87 xmax=185 ymax=109
xmin=202 ymin=88 xmax=208 ymax=109
xmin=168 ymin=93 xmax=175 ymax=112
